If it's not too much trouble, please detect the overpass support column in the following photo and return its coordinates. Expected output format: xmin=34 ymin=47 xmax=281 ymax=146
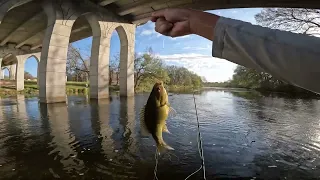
xmin=0 ymin=58 xmax=2 ymax=80
xmin=15 ymin=55 xmax=26 ymax=91
xmin=39 ymin=0 xmax=79 ymax=103
xmin=9 ymin=64 xmax=16 ymax=80
xmin=88 ymin=19 xmax=111 ymax=99
xmin=119 ymin=24 xmax=135 ymax=97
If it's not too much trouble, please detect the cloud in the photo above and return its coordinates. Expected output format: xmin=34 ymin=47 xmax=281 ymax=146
xmin=183 ymin=45 xmax=211 ymax=51
xmin=231 ymin=10 xmax=238 ymax=14
xmin=158 ymin=53 xmax=237 ymax=82
xmin=141 ymin=29 xmax=154 ymax=36
xmin=138 ymin=21 xmax=164 ymax=38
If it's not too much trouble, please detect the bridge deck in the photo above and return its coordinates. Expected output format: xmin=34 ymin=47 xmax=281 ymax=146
xmin=0 ymin=0 xmax=319 ymax=66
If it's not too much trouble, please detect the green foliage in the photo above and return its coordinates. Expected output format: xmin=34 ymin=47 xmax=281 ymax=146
xmin=225 ymin=65 xmax=317 ymax=95
xmin=66 ymin=81 xmax=89 ymax=87
xmin=165 ymin=66 xmax=202 ymax=88
xmin=203 ymin=81 xmax=233 ymax=88
xmin=134 ymin=48 xmax=203 ymax=92
xmin=134 ymin=49 xmax=170 ymax=91
xmin=24 ymin=80 xmax=37 ymax=85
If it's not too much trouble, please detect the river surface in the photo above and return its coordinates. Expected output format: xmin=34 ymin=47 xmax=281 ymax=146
xmin=1 ymin=89 xmax=320 ymax=179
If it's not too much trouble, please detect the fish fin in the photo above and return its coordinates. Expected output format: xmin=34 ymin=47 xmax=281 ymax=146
xmin=139 ymin=105 xmax=149 ymax=137
xmin=157 ymin=143 xmax=174 ymax=155
xmin=162 ymin=124 xmax=171 ymax=134
xmin=168 ymin=106 xmax=177 ymax=117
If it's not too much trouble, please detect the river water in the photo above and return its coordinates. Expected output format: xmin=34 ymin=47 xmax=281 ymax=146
xmin=1 ymin=89 xmax=320 ymax=179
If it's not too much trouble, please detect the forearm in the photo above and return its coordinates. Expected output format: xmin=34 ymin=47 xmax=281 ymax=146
xmin=212 ymin=17 xmax=320 ymax=94
xmin=189 ymin=9 xmax=220 ymax=41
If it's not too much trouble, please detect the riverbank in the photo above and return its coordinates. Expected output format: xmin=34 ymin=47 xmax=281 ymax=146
xmin=202 ymin=85 xmax=320 ymax=99
xmin=0 ymin=81 xmax=201 ymax=97
xmin=0 ymin=81 xmax=118 ymax=97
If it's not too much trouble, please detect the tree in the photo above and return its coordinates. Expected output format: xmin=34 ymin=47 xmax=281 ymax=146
xmin=165 ymin=65 xmax=202 ymax=87
xmin=67 ymin=44 xmax=90 ymax=82
xmin=134 ymin=48 xmax=169 ymax=90
xmin=255 ymin=8 xmax=320 ymax=35
xmin=109 ymin=54 xmax=120 ymax=85
xmin=24 ymin=71 xmax=34 ymax=80
xmin=65 ymin=44 xmax=204 ymax=91
xmin=200 ymin=76 xmax=207 ymax=83
xmin=225 ymin=8 xmax=320 ymax=94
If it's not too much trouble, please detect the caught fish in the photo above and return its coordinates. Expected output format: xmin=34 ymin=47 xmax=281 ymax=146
xmin=140 ymin=81 xmax=175 ymax=154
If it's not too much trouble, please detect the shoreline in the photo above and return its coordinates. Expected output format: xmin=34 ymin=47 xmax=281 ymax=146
xmin=202 ymin=86 xmax=320 ymax=99
xmin=0 ymin=83 xmax=202 ymax=98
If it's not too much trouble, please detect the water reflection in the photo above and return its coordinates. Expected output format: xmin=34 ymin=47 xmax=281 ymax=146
xmin=1 ymin=92 xmax=320 ymax=179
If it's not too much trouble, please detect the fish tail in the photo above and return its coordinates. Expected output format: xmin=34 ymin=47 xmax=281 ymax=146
xmin=156 ymin=142 xmax=174 ymax=155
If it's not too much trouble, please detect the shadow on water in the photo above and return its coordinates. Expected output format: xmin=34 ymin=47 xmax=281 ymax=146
xmin=1 ymin=92 xmax=320 ymax=179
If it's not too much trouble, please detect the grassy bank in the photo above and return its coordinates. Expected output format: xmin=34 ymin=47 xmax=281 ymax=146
xmin=0 ymin=80 xmax=201 ymax=97
xmin=0 ymin=81 xmax=120 ymax=97
xmin=134 ymin=84 xmax=201 ymax=93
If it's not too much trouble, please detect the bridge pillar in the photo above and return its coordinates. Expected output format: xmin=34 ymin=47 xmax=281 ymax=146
xmin=38 ymin=0 xmax=135 ymax=103
xmin=15 ymin=55 xmax=25 ymax=91
xmin=0 ymin=58 xmax=2 ymax=80
xmin=86 ymin=15 xmax=111 ymax=99
xmin=9 ymin=64 xmax=16 ymax=80
xmin=119 ymin=25 xmax=135 ymax=97
xmin=0 ymin=69 xmax=3 ymax=80
xmin=39 ymin=0 xmax=79 ymax=103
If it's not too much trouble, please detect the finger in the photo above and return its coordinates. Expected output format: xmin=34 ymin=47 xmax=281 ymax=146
xmin=155 ymin=18 xmax=173 ymax=35
xmin=151 ymin=9 xmax=167 ymax=19
xmin=168 ymin=22 xmax=190 ymax=37
xmin=151 ymin=16 xmax=158 ymax=22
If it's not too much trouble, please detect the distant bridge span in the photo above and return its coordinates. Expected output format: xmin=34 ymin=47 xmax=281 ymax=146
xmin=0 ymin=0 xmax=318 ymax=103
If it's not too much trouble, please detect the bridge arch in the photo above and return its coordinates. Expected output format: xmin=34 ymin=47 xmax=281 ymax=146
xmin=106 ymin=24 xmax=134 ymax=97
xmin=2 ymin=53 xmax=18 ymax=80
xmin=38 ymin=1 xmax=135 ymax=103
xmin=1 ymin=67 xmax=10 ymax=80
xmin=24 ymin=54 xmax=40 ymax=88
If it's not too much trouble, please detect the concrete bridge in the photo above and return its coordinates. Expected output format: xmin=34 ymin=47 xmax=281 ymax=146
xmin=0 ymin=0 xmax=317 ymax=103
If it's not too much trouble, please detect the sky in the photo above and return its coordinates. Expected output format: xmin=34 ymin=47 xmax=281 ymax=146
xmin=21 ymin=8 xmax=262 ymax=82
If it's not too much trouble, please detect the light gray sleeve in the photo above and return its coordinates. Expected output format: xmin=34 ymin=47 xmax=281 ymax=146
xmin=212 ymin=16 xmax=320 ymax=94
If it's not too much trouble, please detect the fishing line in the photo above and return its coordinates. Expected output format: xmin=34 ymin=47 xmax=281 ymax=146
xmin=153 ymin=91 xmax=207 ymax=180
xmin=184 ymin=91 xmax=206 ymax=180
xmin=154 ymin=148 xmax=159 ymax=180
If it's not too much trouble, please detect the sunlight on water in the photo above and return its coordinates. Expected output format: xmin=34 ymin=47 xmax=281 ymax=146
xmin=1 ymin=89 xmax=320 ymax=179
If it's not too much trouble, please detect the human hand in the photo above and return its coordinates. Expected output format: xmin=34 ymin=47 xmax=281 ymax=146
xmin=151 ymin=8 xmax=219 ymax=41
xmin=151 ymin=8 xmax=193 ymax=37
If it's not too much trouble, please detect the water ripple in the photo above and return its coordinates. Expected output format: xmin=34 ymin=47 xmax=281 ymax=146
xmin=1 ymin=92 xmax=320 ymax=179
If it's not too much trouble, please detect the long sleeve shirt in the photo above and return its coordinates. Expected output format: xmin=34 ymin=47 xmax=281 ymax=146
xmin=212 ymin=17 xmax=320 ymax=94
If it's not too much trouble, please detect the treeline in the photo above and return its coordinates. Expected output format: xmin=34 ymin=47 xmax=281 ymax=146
xmin=134 ymin=48 xmax=202 ymax=92
xmin=203 ymin=82 xmax=233 ymax=88
xmin=66 ymin=46 xmax=202 ymax=92
xmin=205 ymin=65 xmax=318 ymax=96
